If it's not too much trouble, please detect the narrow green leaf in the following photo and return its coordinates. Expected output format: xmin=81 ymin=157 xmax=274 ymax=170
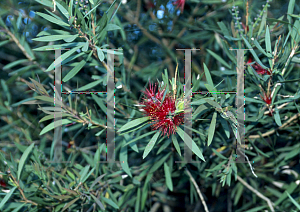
xmin=217 ymin=22 xmax=230 ymax=37
xmin=82 ymin=153 xmax=94 ymax=167
xmin=234 ymin=183 xmax=243 ymax=205
xmin=274 ymin=107 xmax=282 ymax=127
xmin=164 ymin=163 xmax=173 ymax=191
xmin=176 ymin=127 xmax=205 ymax=161
xmin=211 ymin=148 xmax=227 ymax=159
xmin=258 ymin=9 xmax=267 ymax=37
xmin=203 ymin=98 xmax=222 ymax=109
xmin=63 ymin=60 xmax=86 ymax=82
xmin=39 ymin=119 xmax=73 ymax=135
xmin=61 ymin=197 xmax=80 ymax=212
xmin=204 ymin=84 xmax=217 ymax=100
xmin=207 ymin=49 xmax=231 ymax=69
xmin=253 ymin=39 xmax=269 ymax=57
xmin=100 ymin=196 xmax=119 ymax=209
xmin=82 ymin=40 xmax=89 ymax=52
xmin=91 ymin=194 xmax=105 ymax=210
xmin=18 ymin=143 xmax=35 ymax=180
xmin=33 ymin=42 xmax=85 ymax=51
xmin=79 ymin=166 xmax=90 ymax=183
xmin=106 ymin=23 xmax=121 ymax=31
xmin=68 ymin=0 xmax=73 ymax=17
xmin=275 ymin=182 xmax=298 ymax=206
xmin=29 ymin=77 xmax=49 ymax=96
xmin=3 ymin=59 xmax=28 ymax=70
xmin=83 ymin=0 xmax=102 ymax=18
xmin=33 ymin=96 xmax=57 ymax=105
xmin=89 ymin=174 xmax=106 ymax=192
xmin=265 ymin=25 xmax=272 ymax=54
xmin=203 ymin=63 xmax=215 ymax=89
xmin=63 ymin=34 xmax=78 ymax=42
xmin=46 ymin=45 xmax=84 ymax=72
xmin=37 ymin=29 xmax=71 ymax=37
xmin=120 ymin=140 xmax=132 ymax=178
xmin=91 ymin=93 xmax=106 ymax=114
xmin=149 ymin=153 xmax=171 ymax=174
xmin=207 ymin=112 xmax=217 ymax=146
xmin=81 ymin=167 xmax=95 ymax=184
xmin=124 ymin=131 xmax=156 ymax=147
xmin=67 ymin=170 xmax=76 ymax=180
xmin=0 ymin=187 xmax=17 ymax=210
xmin=244 ymin=97 xmax=265 ymax=104
xmin=241 ymin=36 xmax=268 ymax=69
xmin=220 ymin=118 xmax=230 ymax=139
xmin=56 ymin=1 xmax=69 ymax=19
xmin=287 ymin=0 xmax=295 ymax=31
xmin=76 ymin=80 xmax=102 ymax=91
xmin=96 ymin=12 xmax=108 ymax=32
xmin=96 ymin=46 xmax=105 ymax=62
xmin=36 ymin=12 xmax=69 ymax=26
xmin=11 ymin=203 xmax=26 ymax=212
xmin=286 ymin=191 xmax=300 ymax=210
xmin=34 ymin=0 xmax=53 ymax=7
xmin=117 ymin=117 xmax=149 ymax=132
xmin=0 ymin=40 xmax=10 ymax=48
xmin=143 ymin=131 xmax=161 ymax=159
xmin=135 ymin=187 xmax=141 ymax=212
xmin=171 ymin=134 xmax=181 ymax=156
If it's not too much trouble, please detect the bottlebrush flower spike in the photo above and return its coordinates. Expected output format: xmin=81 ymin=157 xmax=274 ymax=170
xmin=0 ymin=179 xmax=6 ymax=187
xmin=173 ymin=0 xmax=185 ymax=13
xmin=259 ymin=84 xmax=273 ymax=116
xmin=140 ymin=82 xmax=184 ymax=137
xmin=247 ymin=56 xmax=271 ymax=75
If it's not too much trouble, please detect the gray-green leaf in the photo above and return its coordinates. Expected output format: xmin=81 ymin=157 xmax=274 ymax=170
xmin=143 ymin=131 xmax=161 ymax=159
xmin=18 ymin=143 xmax=35 ymax=180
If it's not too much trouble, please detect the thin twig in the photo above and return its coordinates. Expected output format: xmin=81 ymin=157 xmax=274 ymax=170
xmin=264 ymin=102 xmax=289 ymax=115
xmin=247 ymin=112 xmax=300 ymax=139
xmin=185 ymin=168 xmax=209 ymax=212
xmin=237 ymin=149 xmax=257 ymax=178
xmin=91 ymin=13 xmax=96 ymax=36
xmin=236 ymin=175 xmax=275 ymax=212
xmin=3 ymin=28 xmax=34 ymax=61
xmin=135 ymin=0 xmax=141 ymax=23
xmin=282 ymin=44 xmax=298 ymax=76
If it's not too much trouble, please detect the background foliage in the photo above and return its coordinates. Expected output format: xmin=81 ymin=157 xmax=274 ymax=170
xmin=0 ymin=0 xmax=300 ymax=211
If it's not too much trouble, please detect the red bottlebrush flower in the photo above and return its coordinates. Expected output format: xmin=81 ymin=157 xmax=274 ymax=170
xmin=247 ymin=56 xmax=253 ymax=64
xmin=140 ymin=82 xmax=184 ymax=137
xmin=263 ymin=96 xmax=272 ymax=105
xmin=259 ymin=84 xmax=273 ymax=116
xmin=68 ymin=141 xmax=74 ymax=148
xmin=260 ymin=87 xmax=272 ymax=105
xmin=173 ymin=0 xmax=185 ymax=13
xmin=254 ymin=65 xmax=271 ymax=75
xmin=0 ymin=179 xmax=6 ymax=187
xmin=247 ymin=56 xmax=272 ymax=75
